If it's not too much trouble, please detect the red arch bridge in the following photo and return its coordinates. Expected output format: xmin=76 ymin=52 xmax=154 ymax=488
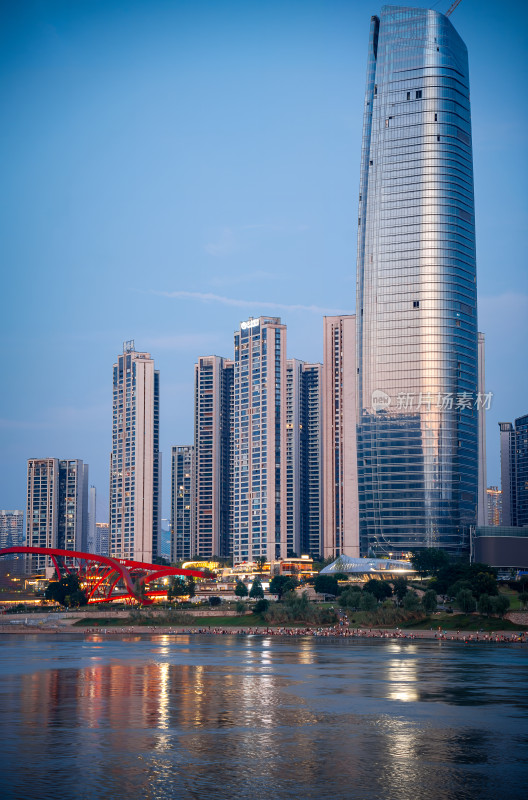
xmin=0 ymin=546 xmax=212 ymax=605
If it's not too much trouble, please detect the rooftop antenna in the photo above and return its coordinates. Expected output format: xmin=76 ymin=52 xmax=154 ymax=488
xmin=445 ymin=0 xmax=462 ymax=16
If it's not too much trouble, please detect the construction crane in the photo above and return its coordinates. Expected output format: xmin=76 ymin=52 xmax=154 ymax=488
xmin=445 ymin=0 xmax=462 ymax=16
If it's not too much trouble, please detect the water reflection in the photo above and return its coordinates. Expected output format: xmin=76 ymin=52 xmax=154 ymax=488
xmin=0 ymin=635 xmax=526 ymax=800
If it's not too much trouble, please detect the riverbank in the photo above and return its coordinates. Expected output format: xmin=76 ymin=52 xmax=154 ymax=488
xmin=1 ymin=622 xmax=526 ymax=643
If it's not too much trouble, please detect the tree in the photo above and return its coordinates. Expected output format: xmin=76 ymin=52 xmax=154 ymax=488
xmin=363 ymin=579 xmax=392 ymax=600
xmin=186 ymin=576 xmax=196 ymax=599
xmin=456 ymin=588 xmax=476 ymax=614
xmin=392 ymin=577 xmax=408 ymax=605
xmin=403 ymin=590 xmax=420 ymax=612
xmin=339 ymin=588 xmax=362 ymax=610
xmin=256 ymin=555 xmax=267 ymax=574
xmin=447 ymin=580 xmax=472 ymax=600
xmin=253 ymin=598 xmax=269 ymax=615
xmin=314 ymin=574 xmax=339 ymax=596
xmin=269 ymin=575 xmax=298 ymax=599
xmin=208 ymin=596 xmax=222 ymax=607
xmin=249 ymin=577 xmax=264 ymax=599
xmin=519 ymin=592 xmax=528 ymax=610
xmin=167 ymin=577 xmax=188 ymax=601
xmin=477 ymin=593 xmax=493 ymax=616
xmin=472 ymin=571 xmax=498 ymax=598
xmin=491 ymin=595 xmax=510 ymax=617
xmin=432 ymin=561 xmax=498 ymax=596
xmin=45 ymin=574 xmax=87 ymax=608
xmin=359 ymin=591 xmax=377 ymax=612
xmin=421 ymin=589 xmax=437 ymax=614
xmin=411 ymin=548 xmax=450 ymax=577
xmin=234 ymin=580 xmax=248 ymax=599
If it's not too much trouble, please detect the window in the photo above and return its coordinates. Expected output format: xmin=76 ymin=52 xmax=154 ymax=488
xmin=406 ymin=91 xmax=410 ymax=100
xmin=437 ymin=135 xmax=441 ymax=142
xmin=413 ymin=300 xmax=420 ymax=308
xmin=434 ymin=113 xmax=438 ymax=121
xmin=416 ymin=90 xmax=422 ymax=99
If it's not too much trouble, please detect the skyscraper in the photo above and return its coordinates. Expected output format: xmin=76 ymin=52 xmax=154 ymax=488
xmin=499 ymin=415 xmax=528 ymax=528
xmin=486 ymin=487 xmax=502 ymax=527
xmin=286 ymin=358 xmax=304 ymax=557
xmin=0 ymin=509 xmax=25 ymax=573
xmin=232 ymin=316 xmax=287 ymax=563
xmin=57 ymin=459 xmax=89 ymax=553
xmin=477 ymin=333 xmax=487 ymax=525
xmin=87 ymin=486 xmax=97 ymax=552
xmin=322 ymin=315 xmax=359 ymax=558
xmin=110 ymin=341 xmax=160 ymax=563
xmin=94 ymin=522 xmax=110 ymax=557
xmin=171 ymin=445 xmax=194 ymax=562
xmin=300 ymin=362 xmax=324 ymax=558
xmin=356 ymin=6 xmax=478 ymax=557
xmin=27 ymin=458 xmax=58 ymax=571
xmin=0 ymin=510 xmax=24 ymax=550
xmin=26 ymin=458 xmax=88 ymax=571
xmin=194 ymin=356 xmax=233 ymax=558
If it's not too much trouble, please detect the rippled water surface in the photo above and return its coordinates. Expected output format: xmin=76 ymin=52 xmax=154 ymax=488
xmin=0 ymin=634 xmax=527 ymax=799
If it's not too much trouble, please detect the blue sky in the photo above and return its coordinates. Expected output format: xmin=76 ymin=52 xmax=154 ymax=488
xmin=1 ymin=0 xmax=527 ymax=521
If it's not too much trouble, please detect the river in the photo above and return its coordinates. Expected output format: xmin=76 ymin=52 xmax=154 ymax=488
xmin=0 ymin=634 xmax=526 ymax=799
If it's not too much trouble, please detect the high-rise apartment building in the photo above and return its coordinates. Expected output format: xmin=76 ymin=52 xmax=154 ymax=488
xmin=322 ymin=315 xmax=359 ymax=558
xmin=286 ymin=359 xmax=303 ymax=557
xmin=300 ymin=363 xmax=324 ymax=557
xmin=194 ymin=356 xmax=233 ymax=558
xmin=499 ymin=415 xmax=528 ymax=528
xmin=232 ymin=317 xmax=287 ymax=563
xmin=486 ymin=487 xmax=502 ymax=527
xmin=95 ymin=522 xmax=110 ymax=557
xmin=477 ymin=333 xmax=487 ymax=525
xmin=0 ymin=510 xmax=24 ymax=550
xmin=27 ymin=458 xmax=59 ymax=571
xmin=500 ymin=422 xmax=515 ymax=526
xmin=171 ymin=445 xmax=194 ymax=562
xmin=87 ymin=486 xmax=97 ymax=552
xmin=26 ymin=458 xmax=88 ymax=571
xmin=58 ymin=459 xmax=89 ymax=553
xmin=110 ymin=341 xmax=160 ymax=563
xmin=356 ymin=7 xmax=478 ymax=557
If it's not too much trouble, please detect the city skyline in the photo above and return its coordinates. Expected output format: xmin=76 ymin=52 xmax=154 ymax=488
xmin=1 ymin=0 xmax=527 ymax=521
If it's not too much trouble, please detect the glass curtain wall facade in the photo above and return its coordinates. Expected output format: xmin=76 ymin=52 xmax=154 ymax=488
xmin=499 ymin=416 xmax=528 ymax=528
xmin=356 ymin=7 xmax=478 ymax=556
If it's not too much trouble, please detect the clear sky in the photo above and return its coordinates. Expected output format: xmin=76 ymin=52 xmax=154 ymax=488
xmin=1 ymin=0 xmax=527 ymax=521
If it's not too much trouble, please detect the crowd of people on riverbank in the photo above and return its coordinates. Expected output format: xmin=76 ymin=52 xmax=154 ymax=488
xmin=72 ymin=624 xmax=528 ymax=643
